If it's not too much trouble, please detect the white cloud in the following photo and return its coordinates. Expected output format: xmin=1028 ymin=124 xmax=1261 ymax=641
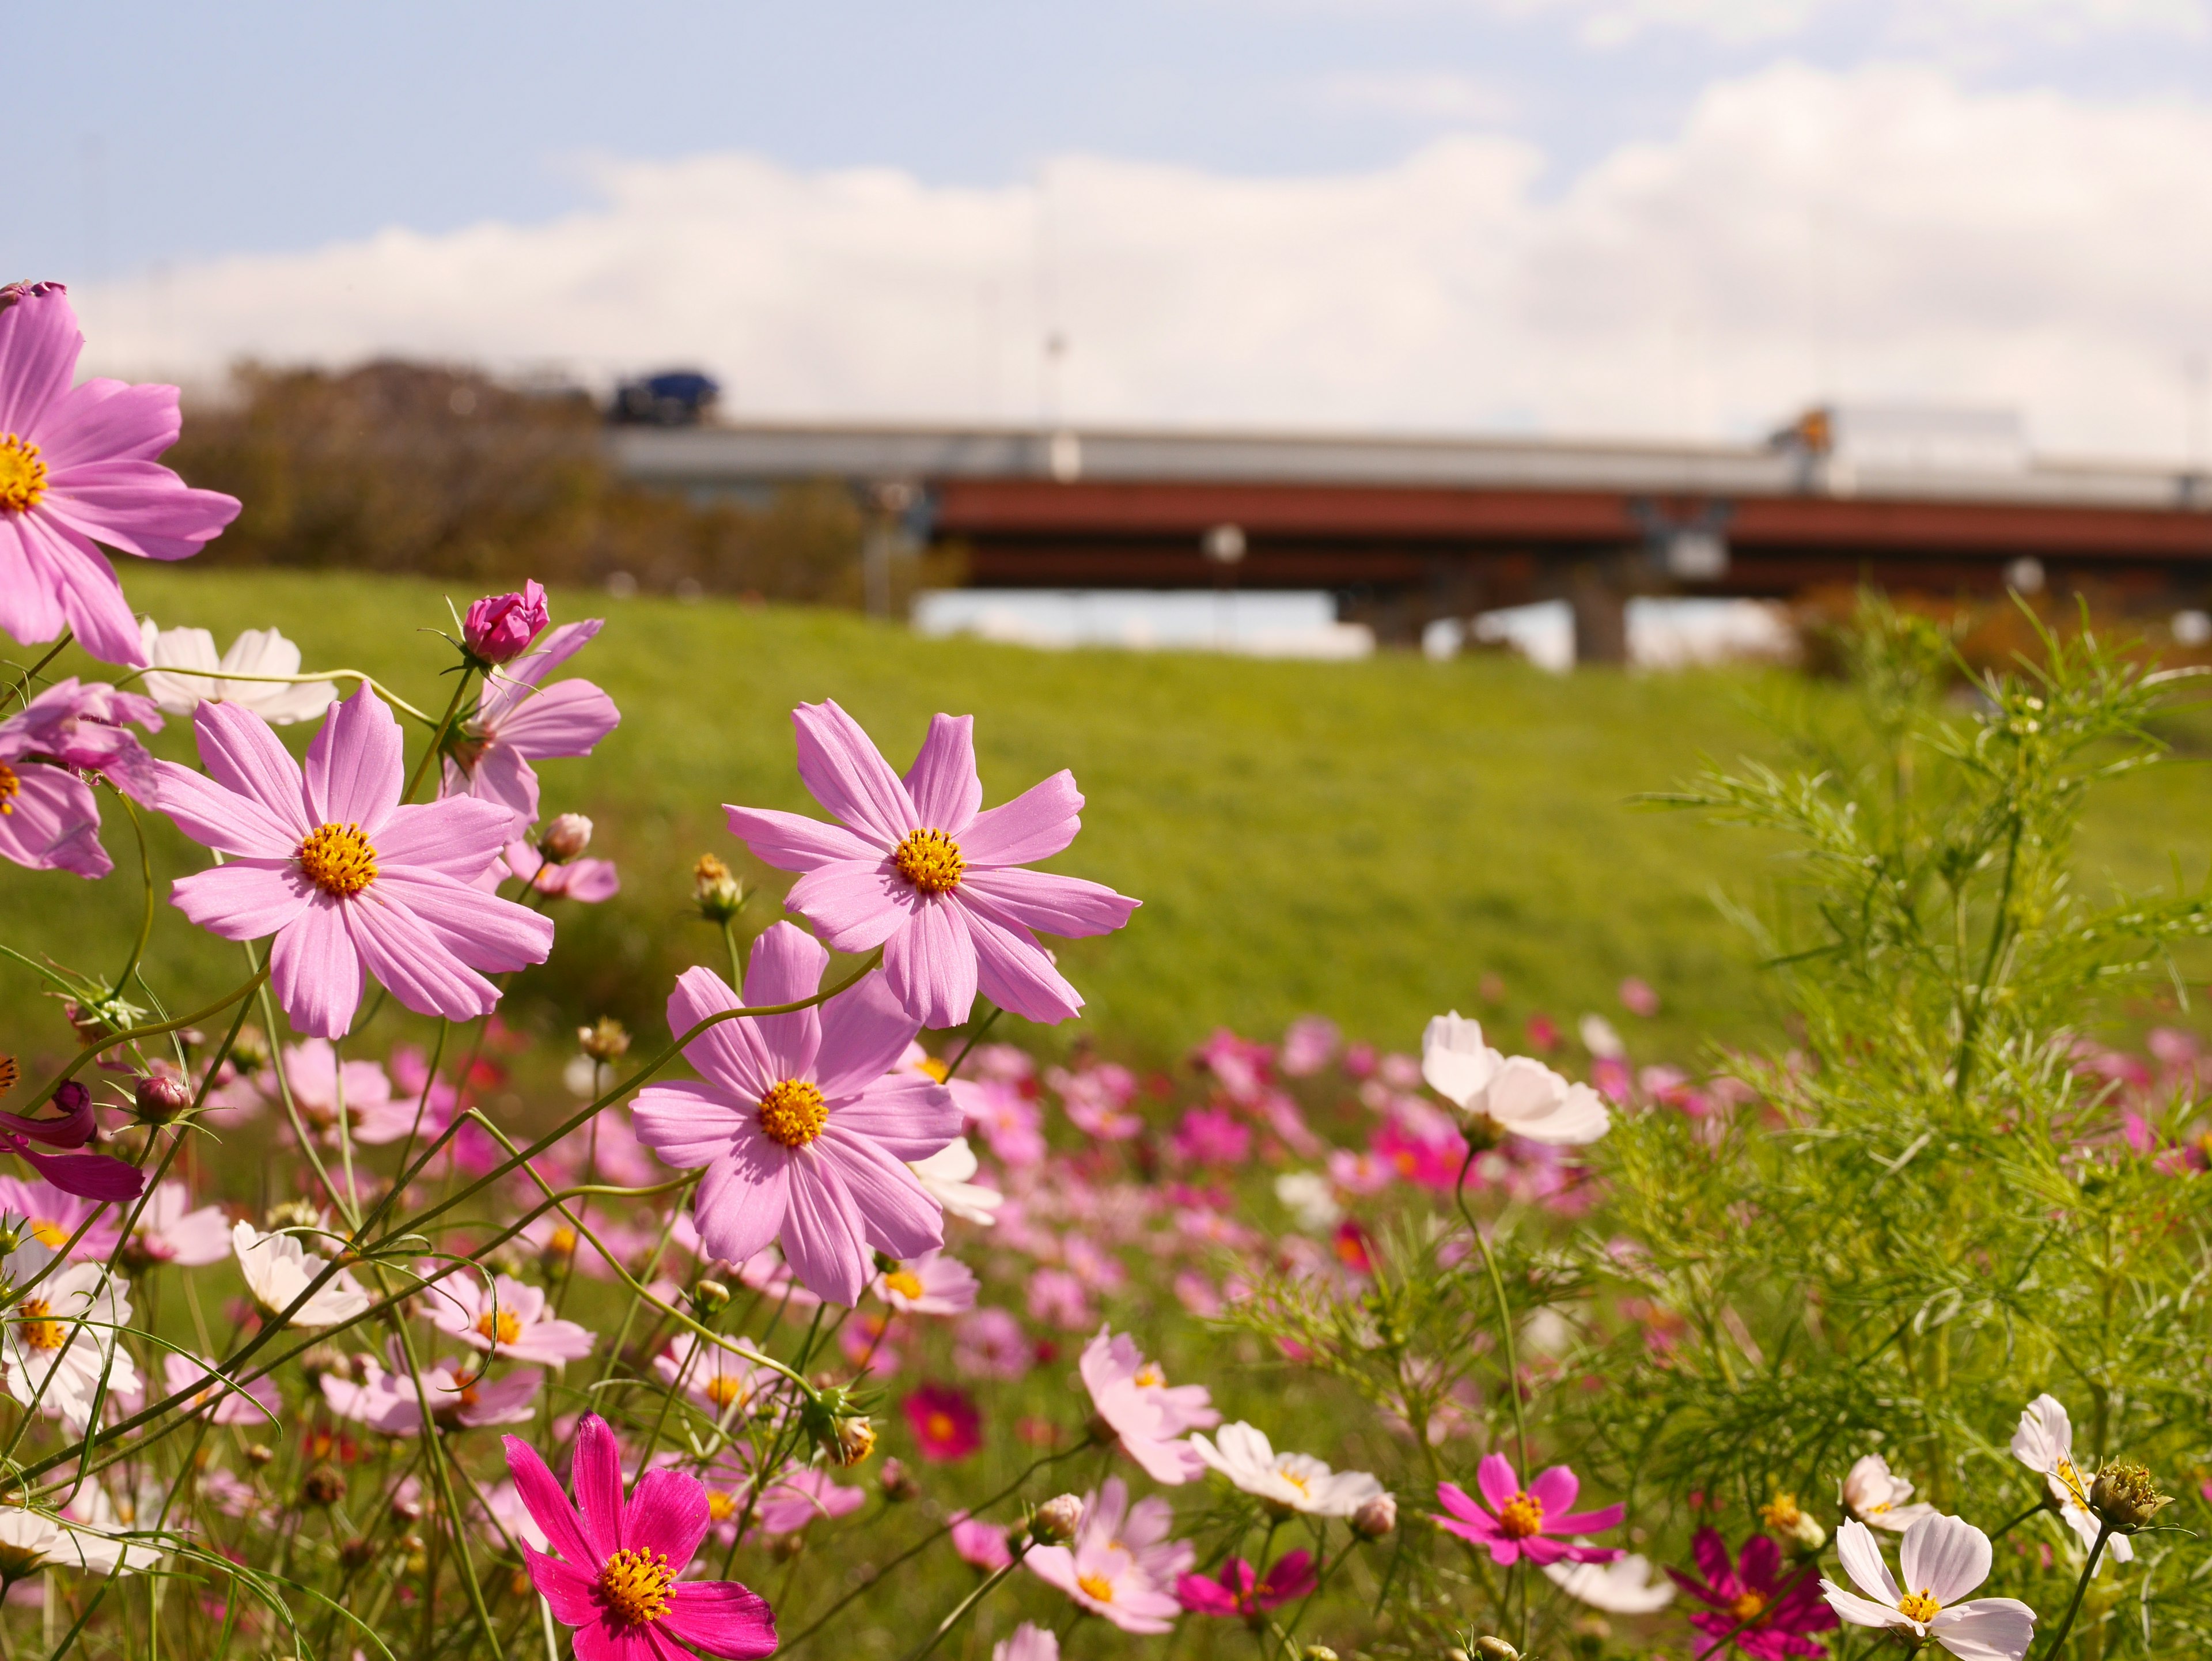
xmin=1257 ymin=0 xmax=2207 ymax=46
xmin=79 ymin=62 xmax=2212 ymax=460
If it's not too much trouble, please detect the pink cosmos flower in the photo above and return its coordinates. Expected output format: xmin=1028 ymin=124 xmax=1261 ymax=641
xmin=0 ymin=680 xmax=166 ymax=877
xmin=427 ymin=1270 xmax=596 ymax=1368
xmin=953 ymin=1307 xmax=1033 ymax=1380
xmin=903 ymin=1382 xmax=983 ymax=1462
xmin=153 ymin=687 xmax=555 ymax=1038
xmin=121 ymin=1181 xmax=230 ymax=1268
xmin=503 ymin=1413 xmax=777 ymax=1661
xmin=724 ymin=702 xmax=1138 ymax=1028
xmin=652 ymin=1335 xmax=763 ymax=1417
xmin=0 ymin=1175 xmax=120 ymax=1259
xmin=1080 ymin=1327 xmax=1219 ymax=1485
xmin=995 ymin=1625 xmax=1057 ymax=1661
xmin=322 ymin=1342 xmax=541 ymax=1433
xmin=1050 ymin=1062 xmax=1143 ymax=1139
xmin=1619 ymin=977 xmax=1660 ymax=1017
xmin=1434 ymin=1458 xmax=1625 ymax=1567
xmin=1172 ymin=1107 xmax=1251 ymax=1167
xmin=1669 ymin=1528 xmax=1837 ymax=1659
xmin=1196 ymin=1030 xmax=1274 ymax=1102
xmin=1026 ymin=1267 xmax=1093 ymax=1330
xmin=161 ymin=1352 xmax=281 ymax=1427
xmin=501 ymin=838 xmax=620 ymax=902
xmin=751 ymin=1464 xmax=866 ymax=1537
xmin=9 ymin=678 xmax=164 ymax=796
xmin=1177 ymin=1552 xmax=1317 ymax=1619
xmin=874 ymin=1249 xmax=979 ymax=1315
xmin=631 ymin=921 xmax=960 ymax=1307
xmin=950 ymin=1511 xmax=1014 ymax=1571
xmin=955 ymin=1079 xmax=1046 ymax=1167
xmin=0 ymin=283 xmax=240 ymax=667
xmin=462 ymin=582 xmax=550 ymax=665
xmin=1025 ymin=1476 xmax=1192 ymax=1633
xmin=1279 ymin=1015 xmax=1341 ymax=1077
xmin=442 ymin=619 xmax=620 ymax=832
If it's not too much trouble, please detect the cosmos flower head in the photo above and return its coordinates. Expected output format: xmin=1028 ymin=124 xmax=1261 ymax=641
xmin=1193 ymin=1422 xmax=1384 ymax=1518
xmin=1434 ymin=1456 xmax=1624 ymax=1567
xmin=903 ymin=1382 xmax=983 ymax=1462
xmin=1820 ymin=1515 xmax=2035 ymax=1661
xmin=425 ymin=1270 xmax=595 ymax=1368
xmin=1024 ymin=1475 xmax=1192 ymax=1633
xmin=442 ymin=618 xmax=619 ymax=832
xmin=2 ymin=1256 xmax=138 ymax=1432
xmin=1840 ymin=1453 xmax=1936 ymax=1535
xmin=1668 ymin=1528 xmax=1835 ymax=1658
xmin=137 ymin=619 xmax=336 ymax=722
xmin=1081 ymin=1326 xmax=1219 ymax=1485
xmin=2012 ymin=1394 xmax=2133 ymax=1568
xmin=230 ymin=1220 xmax=372 ymax=1329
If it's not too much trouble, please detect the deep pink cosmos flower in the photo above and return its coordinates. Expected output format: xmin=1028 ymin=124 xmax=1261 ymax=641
xmin=151 ymin=686 xmax=555 ymax=1038
xmin=1669 ymin=1528 xmax=1837 ymax=1659
xmin=442 ymin=619 xmax=620 ymax=832
xmin=725 ymin=702 xmax=1138 ymax=1028
xmin=462 ymin=581 xmax=550 ymax=665
xmin=631 ymin=921 xmax=960 ymax=1306
xmin=0 ymin=678 xmax=166 ymax=877
xmin=1176 ymin=1552 xmax=1317 ymax=1620
xmin=0 ymin=284 xmax=240 ymax=666
xmin=503 ymin=1413 xmax=777 ymax=1661
xmin=1434 ymin=1457 xmax=1625 ymax=1567
xmin=903 ymin=1382 xmax=983 ymax=1462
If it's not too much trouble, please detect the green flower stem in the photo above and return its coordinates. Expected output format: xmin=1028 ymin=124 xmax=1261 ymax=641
xmin=403 ymin=663 xmax=476 ymax=803
xmin=19 ymin=964 xmax=270 ymax=1108
xmin=3 ymin=633 xmax=73 ymax=709
xmin=1453 ymin=1140 xmax=1531 ymax=1486
xmin=109 ymin=792 xmax=156 ymax=998
xmin=122 ymin=663 xmax=434 ymax=724
xmin=2037 ymin=1520 xmax=2112 ymax=1659
xmin=897 ymin=1558 xmax=1022 ymax=1661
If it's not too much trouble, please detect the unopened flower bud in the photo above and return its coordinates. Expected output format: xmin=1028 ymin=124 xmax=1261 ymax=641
xmin=835 ymin=1417 xmax=877 ymax=1467
xmin=134 ymin=1074 xmax=192 ymax=1125
xmin=541 ymin=813 xmax=594 ymax=861
xmin=1350 ymin=1493 xmax=1397 ymax=1539
xmin=244 ymin=1443 xmax=275 ymax=1466
xmin=578 ymin=1017 xmax=631 ymax=1062
xmin=770 ymin=1531 xmax=807 ymax=1562
xmin=1759 ymin=1491 xmax=1825 ymax=1553
xmin=1304 ymin=1648 xmax=1338 ymax=1661
xmin=51 ymin=1080 xmax=89 ymax=1117
xmin=693 ymin=854 xmax=746 ymax=923
xmin=691 ymin=1278 xmax=731 ymax=1314
xmin=301 ymin=1465 xmax=346 ymax=1507
xmin=879 ymin=1458 xmax=919 ymax=1503
xmin=229 ymin=1025 xmax=272 ymax=1070
xmin=1032 ymin=1494 xmax=1083 ymax=1545
xmin=1474 ymin=1640 xmax=1521 ymax=1661
xmin=339 ymin=1536 xmax=376 ymax=1569
xmin=390 ymin=1490 xmax=425 ymax=1524
xmin=2090 ymin=1462 xmax=2172 ymax=1534
xmin=461 ymin=582 xmax=550 ymax=665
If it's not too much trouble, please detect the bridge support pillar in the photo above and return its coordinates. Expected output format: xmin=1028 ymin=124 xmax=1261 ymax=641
xmin=1569 ymin=559 xmax=1630 ymax=666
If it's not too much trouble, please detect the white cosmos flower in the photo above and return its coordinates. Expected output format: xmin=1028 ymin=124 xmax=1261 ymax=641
xmin=0 ymin=1503 xmax=154 ymax=1580
xmin=137 ymin=619 xmax=337 ymax=724
xmin=2012 ymin=1394 xmax=2132 ymax=1567
xmin=1274 ymin=1171 xmax=1343 ymax=1232
xmin=1543 ymin=1552 xmax=1676 ymax=1614
xmin=1421 ymin=1013 xmax=1609 ymax=1145
xmin=1422 ymin=1013 xmax=1506 ymax=1108
xmin=909 ymin=1139 xmax=1003 ymax=1227
xmin=232 ymin=1222 xmax=372 ymax=1328
xmin=1191 ymin=1421 xmax=1384 ymax=1517
xmin=1842 ymin=1453 xmax=1936 ymax=1533
xmin=2 ymin=1261 xmax=139 ymax=1433
xmin=1821 ymin=1515 xmax=2036 ymax=1661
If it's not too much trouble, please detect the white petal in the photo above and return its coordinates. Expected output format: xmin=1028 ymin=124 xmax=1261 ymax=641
xmin=1836 ymin=1518 xmax=1903 ymax=1604
xmin=1930 ymin=1598 xmax=2036 ymax=1661
xmin=1821 ymin=1579 xmax=1910 ymax=1630
xmin=1900 ymin=1514 xmax=1991 ymax=1607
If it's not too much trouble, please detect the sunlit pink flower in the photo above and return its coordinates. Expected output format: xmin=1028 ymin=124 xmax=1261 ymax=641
xmin=1025 ymin=1476 xmax=1192 ymax=1633
xmin=1081 ymin=1327 xmax=1218 ymax=1484
xmin=500 ymin=838 xmax=620 ymax=902
xmin=1173 ymin=1272 xmax=1223 ymax=1317
xmin=153 ymin=687 xmax=554 ymax=1037
xmin=442 ymin=620 xmax=620 ymax=832
xmin=161 ymin=1352 xmax=280 ymax=1427
xmin=904 ymin=1383 xmax=982 ymax=1462
xmin=462 ymin=582 xmax=550 ymax=665
xmin=1325 ymin=1148 xmax=1393 ymax=1194
xmin=1669 ymin=1528 xmax=1836 ymax=1659
xmin=0 ymin=1175 xmax=120 ymax=1259
xmin=0 ymin=284 xmax=240 ymax=667
xmin=503 ymin=1412 xmax=778 ymax=1661
xmin=874 ymin=1249 xmax=978 ymax=1315
xmin=839 ymin=1311 xmax=903 ymax=1375
xmin=9 ymin=678 xmax=163 ymax=796
xmin=1435 ymin=1457 xmax=1624 ymax=1567
xmin=1370 ymin=1122 xmax=1465 ymax=1191
xmin=122 ymin=1181 xmax=230 ymax=1268
xmin=953 ymin=1307 xmax=1032 ymax=1380
xmin=1280 ymin=1015 xmax=1340 ymax=1077
xmin=634 ymin=923 xmax=959 ymax=1306
xmin=1027 ymin=1267 xmax=1093 ymax=1330
xmin=956 ymin=1079 xmax=1046 ymax=1166
xmin=0 ymin=683 xmax=156 ymax=877
xmin=950 ymin=1511 xmax=1014 ymax=1571
xmin=994 ymin=1624 xmax=1058 ymax=1661
xmin=753 ymin=1464 xmax=866 ymax=1537
xmin=1177 ymin=1552 xmax=1316 ymax=1618
xmin=1171 ymin=1107 xmax=1250 ymax=1167
xmin=426 ymin=1270 xmax=595 ymax=1367
xmin=321 ymin=1342 xmax=540 ymax=1433
xmin=1619 ymin=977 xmax=1660 ymax=1017
xmin=652 ymin=1334 xmax=763 ymax=1417
xmin=725 ymin=703 xmax=1138 ymax=1028
xmin=1049 ymin=1061 xmax=1143 ymax=1139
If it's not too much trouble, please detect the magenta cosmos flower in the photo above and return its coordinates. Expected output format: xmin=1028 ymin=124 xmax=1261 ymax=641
xmin=503 ymin=1413 xmax=777 ymax=1661
xmin=1669 ymin=1528 xmax=1836 ymax=1660
xmin=463 ymin=581 xmax=550 ymax=665
xmin=0 ymin=283 xmax=239 ymax=667
xmin=1434 ymin=1457 xmax=1624 ymax=1567
xmin=442 ymin=618 xmax=620 ymax=832
xmin=632 ymin=921 xmax=961 ymax=1306
xmin=725 ymin=702 xmax=1138 ymax=1028
xmin=151 ymin=685 xmax=555 ymax=1037
xmin=903 ymin=1383 xmax=983 ymax=1462
xmin=1176 ymin=1552 xmax=1317 ymax=1620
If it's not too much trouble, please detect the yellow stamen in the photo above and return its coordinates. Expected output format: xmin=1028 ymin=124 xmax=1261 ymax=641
xmin=704 ymin=1372 xmax=747 ymax=1409
xmin=707 ymin=1490 xmax=737 ymax=1522
xmin=16 ymin=1298 xmax=65 ymax=1352
xmin=1730 ymin=1590 xmax=1768 ymax=1624
xmin=0 ymin=762 xmax=17 ymax=816
xmin=598 ymin=1547 xmax=676 ymax=1625
xmin=28 ymin=1221 xmax=64 ymax=1250
xmin=1898 ymin=1588 xmax=1941 ymax=1623
xmin=884 ymin=1269 xmax=925 ymax=1300
xmin=476 ymin=1308 xmax=523 ymax=1346
xmin=1495 ymin=1492 xmax=1545 ymax=1539
xmin=1134 ymin=1364 xmax=1164 ymax=1387
xmin=1759 ymin=1492 xmax=1802 ymax=1530
xmin=2054 ymin=1456 xmax=2090 ymax=1509
xmin=918 ymin=1057 xmax=950 ymax=1082
xmin=757 ymin=1078 xmax=828 ymax=1148
xmin=892 ymin=828 xmax=964 ymax=895
xmin=546 ymin=1227 xmax=577 ymax=1259
xmin=1077 ymin=1572 xmax=1115 ymax=1603
xmin=296 ymin=822 xmax=378 ymax=897
xmin=0 ymin=436 xmax=47 ymax=515
xmin=926 ymin=1411 xmax=957 ymax=1442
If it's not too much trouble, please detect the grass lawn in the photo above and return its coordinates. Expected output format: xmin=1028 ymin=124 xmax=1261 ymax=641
xmin=5 ymin=566 xmax=2209 ymax=1074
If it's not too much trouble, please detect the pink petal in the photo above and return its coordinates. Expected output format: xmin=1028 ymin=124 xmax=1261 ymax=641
xmin=662 ymin=1580 xmax=779 ymax=1659
xmin=785 ymin=860 xmax=914 ymax=954
xmin=12 ymin=510 xmax=145 ymax=666
xmin=0 ymin=518 xmax=67 ymax=650
xmin=270 ymin=897 xmax=363 ymax=1039
xmin=818 ymin=1129 xmax=945 ymax=1259
xmin=901 ymin=713 xmax=983 ymax=835
xmin=1548 ymin=1504 xmax=1624 ymax=1534
xmin=961 ymin=904 xmax=1082 ymax=1025
xmin=448 ymin=742 xmax=539 ymax=830
xmin=304 ymin=684 xmax=403 ymax=832
xmin=792 ymin=700 xmax=918 ymax=845
xmin=689 ymin=1133 xmax=792 ymax=1266
xmin=666 ymin=967 xmax=778 ymax=1103
xmin=813 ymin=970 xmax=928 ymax=1100
xmin=0 ymin=765 xmax=108 ymax=876
xmin=374 ymin=797 xmax=515 ymax=878
xmin=959 ymin=770 xmax=1084 ymax=867
xmin=524 ymin=1546 xmax=604 ymax=1626
xmin=344 ymin=893 xmax=502 ymax=1023
xmin=574 ymin=1617 xmax=656 ymax=1661
xmin=1518 ymin=1536 xmax=1573 ymax=1566
xmin=39 ymin=459 xmax=240 ymax=561
xmin=1528 ymin=1465 xmax=1581 ymax=1515
xmin=622 ymin=1468 xmax=711 ymax=1564
xmin=820 ymin=1074 xmax=960 ymax=1161
xmin=0 ymin=292 xmax=80 ymax=434
xmin=569 ymin=1413 xmax=626 ymax=1560
xmin=367 ymin=871 xmax=554 ymax=971
xmin=191 ymin=700 xmax=313 ymax=834
xmin=484 ymin=618 xmax=602 ymax=702
xmin=168 ymin=861 xmax=313 ymax=941
xmin=631 ymin=1083 xmax=750 ymax=1170
xmin=882 ymin=898 xmax=978 ymax=1030
xmin=1474 ymin=1455 xmax=1521 ymax=1510
xmin=740 ymin=921 xmax=825 ymax=1081
xmin=30 ymin=378 xmax=179 ymax=469
xmin=722 ymin=804 xmax=884 ymax=871
xmin=959 ymin=867 xmax=1138 ymax=939
xmin=502 ymin=1435 xmax=598 ymax=1568
xmin=149 ymin=759 xmax=298 ymax=856
xmin=778 ymin=1152 xmax=873 ymax=1306
xmin=487 ymin=678 xmax=620 ymax=759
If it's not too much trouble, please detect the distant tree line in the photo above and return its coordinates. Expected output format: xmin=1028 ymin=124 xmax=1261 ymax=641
xmin=168 ymin=361 xmax=956 ymax=607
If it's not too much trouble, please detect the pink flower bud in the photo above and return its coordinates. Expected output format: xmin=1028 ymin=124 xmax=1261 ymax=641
xmin=541 ymin=813 xmax=593 ymax=861
xmin=1031 ymin=1493 xmax=1082 ymax=1544
xmin=134 ymin=1074 xmax=193 ymax=1123
xmin=1351 ymin=1493 xmax=1398 ymax=1538
xmin=461 ymin=581 xmax=550 ymax=665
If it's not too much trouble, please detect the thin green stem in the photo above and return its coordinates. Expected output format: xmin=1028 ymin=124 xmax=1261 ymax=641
xmin=2 ymin=634 xmax=72 ymax=709
xmin=1453 ymin=1140 xmax=1529 ymax=1482
xmin=898 ymin=1558 xmax=1021 ymax=1661
xmin=2037 ymin=1522 xmax=2112 ymax=1659
xmin=109 ymin=794 xmax=156 ymax=997
xmin=404 ymin=665 xmax=476 ymax=804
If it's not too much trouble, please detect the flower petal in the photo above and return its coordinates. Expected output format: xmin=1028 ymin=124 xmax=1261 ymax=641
xmin=666 ymin=967 xmax=779 ymax=1103
xmin=270 ymin=896 xmax=363 ymax=1039
xmin=374 ymin=797 xmax=515 ymax=879
xmin=304 ymin=684 xmax=404 ymax=832
xmin=1899 ymin=1514 xmax=1990 ymax=1608
xmin=622 ymin=1468 xmax=711 ymax=1566
xmin=487 ymin=678 xmax=620 ymax=760
xmin=959 ymin=867 xmax=1138 ymax=941
xmin=822 ymin=1073 xmax=961 ymax=1161
xmin=192 ymin=699 xmax=314 ymax=833
xmin=690 ymin=1134 xmax=792 ymax=1266
xmin=1835 ymin=1519 xmax=1902 ymax=1606
xmin=1527 ymin=1465 xmax=1581 ymax=1515
xmin=785 ymin=860 xmax=915 ymax=953
xmin=722 ymin=804 xmax=884 ymax=872
xmin=883 ymin=896 xmax=978 ymax=1030
xmin=503 ymin=1435 xmax=598 ymax=1569
xmin=367 ymin=870 xmax=554 ymax=972
xmin=1475 ymin=1454 xmax=1521 ymax=1511
xmin=0 ymin=291 xmax=81 ymax=434
xmin=901 ymin=714 xmax=983 ymax=835
xmin=632 ymin=1082 xmax=747 ymax=1169
xmin=149 ymin=759 xmax=297 ymax=856
xmin=524 ymin=1545 xmax=604 ymax=1626
xmin=960 ymin=903 xmax=1082 ymax=1026
xmin=813 ymin=973 xmax=929 ymax=1100
xmin=778 ymin=1151 xmax=872 ymax=1306
xmin=569 ymin=1413 xmax=626 ymax=1560
xmin=662 ymin=1580 xmax=779 ymax=1660
xmin=792 ymin=700 xmax=918 ymax=845
xmin=1928 ymin=1598 xmax=2036 ymax=1661
xmin=817 ymin=1128 xmax=945 ymax=1259
xmin=740 ymin=922 xmax=826 ymax=1081
xmin=959 ymin=770 xmax=1084 ymax=867
xmin=168 ymin=861 xmax=313 ymax=941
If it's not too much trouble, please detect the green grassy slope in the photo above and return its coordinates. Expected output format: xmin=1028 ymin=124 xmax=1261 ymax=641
xmin=6 ymin=567 xmax=2208 ymax=1071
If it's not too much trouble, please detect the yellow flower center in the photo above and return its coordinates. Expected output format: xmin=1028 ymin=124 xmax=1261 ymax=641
xmin=892 ymin=828 xmax=965 ymax=895
xmin=28 ymin=1221 xmax=64 ymax=1250
xmin=598 ymin=1547 xmax=676 ymax=1626
xmin=16 ymin=1299 xmax=65 ymax=1352
xmin=1078 ymin=1571 xmax=1116 ymax=1603
xmin=0 ymin=762 xmax=17 ymax=816
xmin=1495 ymin=1492 xmax=1545 ymax=1539
xmin=884 ymin=1269 xmax=925 ymax=1300
xmin=546 ymin=1227 xmax=577 ymax=1259
xmin=919 ymin=1057 xmax=950 ymax=1082
xmin=0 ymin=436 xmax=47 ymax=514
xmin=1730 ymin=1590 xmax=1768 ymax=1624
xmin=926 ymin=1411 xmax=958 ymax=1441
xmin=707 ymin=1490 xmax=737 ymax=1522
xmin=297 ymin=822 xmax=378 ymax=897
xmin=1759 ymin=1492 xmax=1802 ymax=1530
xmin=704 ymin=1372 xmax=747 ymax=1409
xmin=2054 ymin=1456 xmax=2089 ymax=1509
xmin=476 ymin=1308 xmax=522 ymax=1346
xmin=1134 ymin=1364 xmax=1165 ymax=1387
xmin=758 ymin=1078 xmax=828 ymax=1148
xmin=1898 ymin=1588 xmax=1941 ymax=1623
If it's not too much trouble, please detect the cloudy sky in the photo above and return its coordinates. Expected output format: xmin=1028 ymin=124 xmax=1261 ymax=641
xmin=13 ymin=1 xmax=2212 ymax=456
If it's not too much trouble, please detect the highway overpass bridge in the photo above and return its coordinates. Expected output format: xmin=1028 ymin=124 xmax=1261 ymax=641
xmin=611 ymin=418 xmax=2212 ymax=660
